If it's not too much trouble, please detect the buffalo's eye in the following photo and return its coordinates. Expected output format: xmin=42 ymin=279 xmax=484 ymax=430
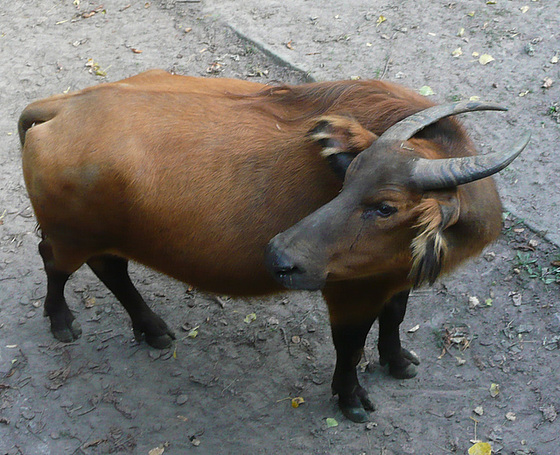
xmin=362 ymin=202 xmax=397 ymax=219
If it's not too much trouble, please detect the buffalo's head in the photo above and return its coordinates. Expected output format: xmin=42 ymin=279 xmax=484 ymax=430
xmin=265 ymin=101 xmax=530 ymax=291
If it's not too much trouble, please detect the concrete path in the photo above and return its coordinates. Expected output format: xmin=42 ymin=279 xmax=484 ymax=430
xmin=206 ymin=0 xmax=560 ymax=245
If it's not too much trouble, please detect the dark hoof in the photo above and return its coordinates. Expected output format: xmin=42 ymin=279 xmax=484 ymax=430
xmin=133 ymin=319 xmax=176 ymax=349
xmin=380 ymin=348 xmax=420 ymax=379
xmin=52 ymin=319 xmax=82 ymax=342
xmin=387 ymin=362 xmax=418 ymax=379
xmin=341 ymin=405 xmax=370 ymax=423
xmin=337 ymin=388 xmax=375 ymax=423
xmin=145 ymin=332 xmax=175 ymax=349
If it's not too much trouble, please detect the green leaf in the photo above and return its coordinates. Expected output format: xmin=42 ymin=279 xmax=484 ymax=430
xmin=468 ymin=441 xmax=492 ymax=455
xmin=244 ymin=313 xmax=257 ymax=324
xmin=326 ymin=417 xmax=338 ymax=428
xmin=419 ymin=85 xmax=435 ymax=96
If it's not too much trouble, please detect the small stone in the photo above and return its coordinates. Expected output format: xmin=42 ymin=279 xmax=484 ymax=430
xmin=176 ymin=394 xmax=189 ymax=405
xmin=291 ymin=336 xmax=301 ymax=344
xmin=506 ymin=412 xmax=516 ymax=421
xmin=484 ymin=252 xmax=496 ymax=262
xmin=474 ymin=406 xmax=484 ymax=416
xmin=21 ymin=409 xmax=35 ymax=420
xmin=444 ymin=410 xmax=455 ymax=418
xmin=50 ymin=432 xmax=60 ymax=440
xmin=540 ymin=404 xmax=557 ymax=422
xmin=365 ymin=422 xmax=377 ymax=430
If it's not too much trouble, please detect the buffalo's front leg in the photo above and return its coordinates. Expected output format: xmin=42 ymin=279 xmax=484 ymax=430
xmin=378 ymin=290 xmax=420 ymax=379
xmin=331 ymin=321 xmax=376 ymax=422
xmin=87 ymin=255 xmax=175 ymax=349
xmin=39 ymin=239 xmax=82 ymax=342
xmin=323 ymin=281 xmax=383 ymax=422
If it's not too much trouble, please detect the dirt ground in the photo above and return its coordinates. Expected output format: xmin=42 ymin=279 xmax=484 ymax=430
xmin=0 ymin=1 xmax=559 ymax=454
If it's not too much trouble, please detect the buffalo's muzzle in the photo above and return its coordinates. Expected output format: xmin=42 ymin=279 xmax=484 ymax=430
xmin=265 ymin=239 xmax=325 ymax=291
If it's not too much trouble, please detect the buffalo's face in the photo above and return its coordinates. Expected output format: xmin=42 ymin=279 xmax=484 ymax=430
xmin=265 ymin=103 xmax=528 ymax=290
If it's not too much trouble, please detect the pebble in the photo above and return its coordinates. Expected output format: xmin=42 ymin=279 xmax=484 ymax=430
xmin=176 ymin=394 xmax=189 ymax=405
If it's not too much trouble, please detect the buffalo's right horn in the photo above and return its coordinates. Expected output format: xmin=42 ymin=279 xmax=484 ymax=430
xmin=410 ymin=132 xmax=530 ymax=190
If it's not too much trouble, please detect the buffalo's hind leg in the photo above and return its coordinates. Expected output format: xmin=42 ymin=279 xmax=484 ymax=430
xmin=378 ymin=290 xmax=420 ymax=379
xmin=87 ymin=255 xmax=175 ymax=349
xmin=39 ymin=238 xmax=82 ymax=342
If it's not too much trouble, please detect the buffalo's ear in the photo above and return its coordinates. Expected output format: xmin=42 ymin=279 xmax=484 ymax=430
xmin=409 ymin=195 xmax=460 ymax=287
xmin=308 ymin=115 xmax=377 ymax=179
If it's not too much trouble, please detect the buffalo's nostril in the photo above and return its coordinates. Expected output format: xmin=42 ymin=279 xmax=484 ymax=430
xmin=265 ymin=244 xmax=306 ymax=278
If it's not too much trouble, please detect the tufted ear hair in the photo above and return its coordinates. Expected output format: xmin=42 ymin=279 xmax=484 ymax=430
xmin=308 ymin=115 xmax=378 ymax=179
xmin=409 ymin=196 xmax=460 ymax=287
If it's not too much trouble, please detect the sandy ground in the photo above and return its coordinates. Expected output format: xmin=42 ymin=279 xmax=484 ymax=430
xmin=0 ymin=1 xmax=559 ymax=454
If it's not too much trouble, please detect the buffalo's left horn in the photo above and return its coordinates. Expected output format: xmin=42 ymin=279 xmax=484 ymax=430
xmin=375 ymin=100 xmax=529 ymax=190
xmin=377 ymin=101 xmax=508 ymax=144
xmin=411 ymin=132 xmax=530 ymax=190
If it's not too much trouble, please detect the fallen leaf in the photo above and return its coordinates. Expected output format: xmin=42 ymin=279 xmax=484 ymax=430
xmin=187 ymin=326 xmax=199 ymax=338
xmin=457 ymin=27 xmax=465 ymax=37
xmin=131 ymin=48 xmax=143 ymax=54
xmin=490 ymin=383 xmax=500 ymax=398
xmin=408 ymin=324 xmax=420 ymax=333
xmin=286 ymin=40 xmax=294 ymax=50
xmin=520 ymin=6 xmax=530 ymax=13
xmin=419 ymin=85 xmax=435 ymax=96
xmin=472 ymin=51 xmax=480 ymax=57
xmin=84 ymin=297 xmax=96 ymax=308
xmin=479 ymin=54 xmax=495 ymax=65
xmin=467 ymin=11 xmax=475 ymax=17
xmin=542 ymin=77 xmax=553 ymax=89
xmin=326 ymin=417 xmax=338 ymax=428
xmin=469 ymin=96 xmax=480 ymax=101
xmin=469 ymin=296 xmax=480 ymax=308
xmin=486 ymin=0 xmax=496 ymax=4
xmin=291 ymin=397 xmax=305 ymax=408
xmin=468 ymin=441 xmax=492 ymax=455
xmin=485 ymin=298 xmax=493 ymax=307
xmin=376 ymin=15 xmax=386 ymax=27
xmin=540 ymin=404 xmax=557 ymax=422
xmin=452 ymin=47 xmax=463 ymax=58
xmin=149 ymin=447 xmax=165 ymax=455
xmin=244 ymin=313 xmax=256 ymax=324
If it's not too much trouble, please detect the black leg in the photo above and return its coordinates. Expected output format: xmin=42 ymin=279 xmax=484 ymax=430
xmin=378 ymin=290 xmax=420 ymax=379
xmin=87 ymin=255 xmax=175 ymax=349
xmin=39 ymin=239 xmax=82 ymax=342
xmin=331 ymin=320 xmax=376 ymax=422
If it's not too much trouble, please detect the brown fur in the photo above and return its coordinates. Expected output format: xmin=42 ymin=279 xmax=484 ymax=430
xmin=19 ymin=69 xmax=502 ymax=298
xmin=19 ymin=70 xmax=506 ymax=421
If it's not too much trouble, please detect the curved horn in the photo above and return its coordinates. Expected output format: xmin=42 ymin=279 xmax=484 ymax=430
xmin=411 ymin=132 xmax=531 ymax=190
xmin=377 ymin=101 xmax=507 ymax=144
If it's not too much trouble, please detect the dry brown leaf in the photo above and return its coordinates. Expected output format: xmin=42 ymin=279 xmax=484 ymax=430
xmin=542 ymin=77 xmax=553 ymax=89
